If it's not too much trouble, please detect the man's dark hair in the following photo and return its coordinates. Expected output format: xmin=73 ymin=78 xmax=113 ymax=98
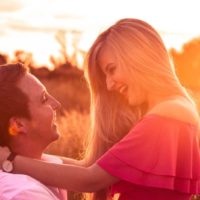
xmin=0 ymin=63 xmax=31 ymax=147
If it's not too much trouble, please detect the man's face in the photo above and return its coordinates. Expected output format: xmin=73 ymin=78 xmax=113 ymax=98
xmin=17 ymin=73 xmax=61 ymax=148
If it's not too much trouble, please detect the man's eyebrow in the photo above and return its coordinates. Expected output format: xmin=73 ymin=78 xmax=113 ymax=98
xmin=40 ymin=90 xmax=46 ymax=98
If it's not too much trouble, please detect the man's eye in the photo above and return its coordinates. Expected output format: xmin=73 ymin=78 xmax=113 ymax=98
xmin=42 ymin=94 xmax=48 ymax=103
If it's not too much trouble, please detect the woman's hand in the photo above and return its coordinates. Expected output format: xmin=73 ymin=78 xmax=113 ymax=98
xmin=0 ymin=146 xmax=11 ymax=167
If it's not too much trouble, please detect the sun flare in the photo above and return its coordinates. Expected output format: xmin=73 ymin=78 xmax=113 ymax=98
xmin=0 ymin=0 xmax=200 ymax=68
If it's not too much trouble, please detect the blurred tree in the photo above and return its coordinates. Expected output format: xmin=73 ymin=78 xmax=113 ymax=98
xmin=13 ymin=50 xmax=34 ymax=67
xmin=170 ymin=37 xmax=200 ymax=90
xmin=53 ymin=29 xmax=84 ymax=69
xmin=55 ymin=30 xmax=69 ymax=64
xmin=70 ymin=30 xmax=82 ymax=67
xmin=0 ymin=53 xmax=8 ymax=65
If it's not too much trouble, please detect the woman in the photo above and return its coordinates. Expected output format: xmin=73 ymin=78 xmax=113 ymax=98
xmin=1 ymin=18 xmax=200 ymax=200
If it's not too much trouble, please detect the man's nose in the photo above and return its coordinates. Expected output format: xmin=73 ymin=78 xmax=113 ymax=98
xmin=51 ymin=96 xmax=61 ymax=110
xmin=106 ymin=77 xmax=115 ymax=91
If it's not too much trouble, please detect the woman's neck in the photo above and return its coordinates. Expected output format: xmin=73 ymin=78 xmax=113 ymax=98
xmin=146 ymin=94 xmax=189 ymax=113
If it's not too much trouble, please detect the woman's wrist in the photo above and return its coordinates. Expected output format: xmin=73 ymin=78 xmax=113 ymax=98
xmin=1 ymin=151 xmax=17 ymax=173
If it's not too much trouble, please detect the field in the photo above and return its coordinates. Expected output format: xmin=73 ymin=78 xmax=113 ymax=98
xmin=39 ymin=69 xmax=200 ymax=200
xmin=1 ymin=36 xmax=200 ymax=200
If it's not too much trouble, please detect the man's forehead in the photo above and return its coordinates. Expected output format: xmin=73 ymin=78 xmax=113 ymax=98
xmin=18 ymin=73 xmax=45 ymax=96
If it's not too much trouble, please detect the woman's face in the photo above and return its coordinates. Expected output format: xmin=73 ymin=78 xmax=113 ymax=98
xmin=98 ymin=45 xmax=147 ymax=106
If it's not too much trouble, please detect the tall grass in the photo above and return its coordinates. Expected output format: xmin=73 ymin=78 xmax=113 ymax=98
xmin=45 ymin=110 xmax=90 ymax=159
xmin=41 ymin=75 xmax=200 ymax=200
xmin=45 ymin=110 xmax=90 ymax=200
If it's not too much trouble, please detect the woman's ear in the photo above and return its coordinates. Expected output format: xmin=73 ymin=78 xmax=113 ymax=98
xmin=8 ymin=117 xmax=28 ymax=136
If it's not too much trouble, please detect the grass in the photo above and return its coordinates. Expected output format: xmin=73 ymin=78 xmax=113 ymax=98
xmin=42 ymin=77 xmax=200 ymax=200
xmin=45 ymin=110 xmax=90 ymax=159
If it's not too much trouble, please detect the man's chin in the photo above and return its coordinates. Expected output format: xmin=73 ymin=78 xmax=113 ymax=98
xmin=52 ymin=131 xmax=60 ymax=141
xmin=52 ymin=124 xmax=60 ymax=138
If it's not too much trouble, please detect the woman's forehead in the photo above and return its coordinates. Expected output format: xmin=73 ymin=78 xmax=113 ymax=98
xmin=97 ymin=45 xmax=116 ymax=66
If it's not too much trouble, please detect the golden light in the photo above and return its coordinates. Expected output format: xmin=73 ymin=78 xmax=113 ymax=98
xmin=0 ymin=0 xmax=200 ymax=68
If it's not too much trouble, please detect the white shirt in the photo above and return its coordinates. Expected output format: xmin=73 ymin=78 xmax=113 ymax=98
xmin=0 ymin=155 xmax=67 ymax=200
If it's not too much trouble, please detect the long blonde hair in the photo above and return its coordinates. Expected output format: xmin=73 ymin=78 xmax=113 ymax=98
xmin=83 ymin=18 xmax=195 ymax=200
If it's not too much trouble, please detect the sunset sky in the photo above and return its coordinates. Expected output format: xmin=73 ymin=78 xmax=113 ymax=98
xmin=0 ymin=0 xmax=200 ymax=68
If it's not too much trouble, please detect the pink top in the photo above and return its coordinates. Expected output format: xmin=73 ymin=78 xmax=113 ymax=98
xmin=0 ymin=155 xmax=67 ymax=200
xmin=97 ymin=114 xmax=200 ymax=200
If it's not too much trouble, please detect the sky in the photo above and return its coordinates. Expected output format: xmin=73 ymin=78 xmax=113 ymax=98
xmin=0 ymin=0 xmax=200 ymax=68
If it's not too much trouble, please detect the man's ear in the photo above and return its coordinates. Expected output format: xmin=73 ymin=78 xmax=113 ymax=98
xmin=8 ymin=117 xmax=28 ymax=136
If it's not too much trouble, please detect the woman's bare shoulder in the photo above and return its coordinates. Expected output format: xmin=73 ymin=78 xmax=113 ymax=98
xmin=148 ymin=97 xmax=200 ymax=125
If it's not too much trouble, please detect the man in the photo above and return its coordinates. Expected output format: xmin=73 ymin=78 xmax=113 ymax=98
xmin=0 ymin=63 xmax=67 ymax=200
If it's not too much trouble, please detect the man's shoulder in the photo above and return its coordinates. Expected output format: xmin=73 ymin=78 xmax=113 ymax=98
xmin=0 ymin=171 xmax=59 ymax=200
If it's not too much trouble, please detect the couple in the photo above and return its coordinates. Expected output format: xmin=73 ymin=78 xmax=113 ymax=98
xmin=0 ymin=18 xmax=200 ymax=200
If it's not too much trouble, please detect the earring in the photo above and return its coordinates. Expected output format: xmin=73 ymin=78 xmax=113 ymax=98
xmin=8 ymin=125 xmax=18 ymax=136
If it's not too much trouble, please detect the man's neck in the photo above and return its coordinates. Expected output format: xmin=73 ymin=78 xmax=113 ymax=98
xmin=14 ymin=150 xmax=43 ymax=159
xmin=10 ymin=143 xmax=43 ymax=159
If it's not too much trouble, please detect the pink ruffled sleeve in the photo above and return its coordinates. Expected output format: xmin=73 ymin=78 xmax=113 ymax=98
xmin=97 ymin=114 xmax=200 ymax=194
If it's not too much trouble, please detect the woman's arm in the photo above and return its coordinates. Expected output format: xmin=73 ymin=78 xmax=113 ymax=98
xmin=59 ymin=156 xmax=85 ymax=166
xmin=13 ymin=155 xmax=118 ymax=192
xmin=42 ymin=153 xmax=85 ymax=166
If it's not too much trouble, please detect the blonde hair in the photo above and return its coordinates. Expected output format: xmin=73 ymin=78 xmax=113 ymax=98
xmin=83 ymin=18 xmax=195 ymax=200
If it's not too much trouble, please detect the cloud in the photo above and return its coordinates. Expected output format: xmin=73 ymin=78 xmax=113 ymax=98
xmin=0 ymin=0 xmax=24 ymax=12
xmin=0 ymin=30 xmax=6 ymax=36
xmin=2 ymin=16 xmax=82 ymax=35
xmin=54 ymin=13 xmax=82 ymax=20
